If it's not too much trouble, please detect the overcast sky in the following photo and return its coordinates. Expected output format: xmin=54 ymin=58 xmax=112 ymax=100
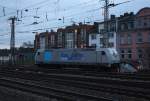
xmin=0 ymin=0 xmax=150 ymax=49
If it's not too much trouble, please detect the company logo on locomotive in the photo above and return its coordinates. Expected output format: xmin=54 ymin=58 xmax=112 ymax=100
xmin=60 ymin=52 xmax=84 ymax=61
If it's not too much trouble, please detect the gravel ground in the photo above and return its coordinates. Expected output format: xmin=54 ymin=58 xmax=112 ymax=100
xmin=0 ymin=86 xmax=56 ymax=101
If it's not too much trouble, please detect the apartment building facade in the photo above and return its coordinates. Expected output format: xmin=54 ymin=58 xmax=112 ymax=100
xmin=89 ymin=19 xmax=117 ymax=49
xmin=118 ymin=7 xmax=150 ymax=68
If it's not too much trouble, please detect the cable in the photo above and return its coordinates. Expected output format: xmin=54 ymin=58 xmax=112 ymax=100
xmin=14 ymin=17 xmax=104 ymax=34
xmin=17 ymin=6 xmax=101 ymax=27
xmin=0 ymin=0 xmax=99 ymax=22
xmin=0 ymin=0 xmax=55 ymax=19
xmin=21 ymin=0 xmax=55 ymax=10
xmin=36 ymin=0 xmax=99 ymax=16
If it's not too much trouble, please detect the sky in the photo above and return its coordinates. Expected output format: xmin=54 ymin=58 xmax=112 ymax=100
xmin=0 ymin=0 xmax=150 ymax=49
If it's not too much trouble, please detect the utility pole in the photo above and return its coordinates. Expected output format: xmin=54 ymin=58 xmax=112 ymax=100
xmin=9 ymin=16 xmax=16 ymax=65
xmin=101 ymin=0 xmax=109 ymax=48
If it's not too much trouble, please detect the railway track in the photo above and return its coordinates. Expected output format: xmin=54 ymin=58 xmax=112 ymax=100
xmin=0 ymin=67 xmax=150 ymax=101
xmin=0 ymin=77 xmax=113 ymax=101
xmin=1 ymin=65 xmax=150 ymax=81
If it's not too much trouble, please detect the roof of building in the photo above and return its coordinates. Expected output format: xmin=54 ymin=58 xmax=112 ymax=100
xmin=136 ymin=7 xmax=150 ymax=17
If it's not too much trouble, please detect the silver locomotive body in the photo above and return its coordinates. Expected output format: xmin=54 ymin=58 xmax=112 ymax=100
xmin=35 ymin=48 xmax=120 ymax=68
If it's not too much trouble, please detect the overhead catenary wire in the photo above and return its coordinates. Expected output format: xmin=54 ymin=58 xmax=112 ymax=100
xmin=0 ymin=13 xmax=104 ymax=37
xmin=17 ymin=6 xmax=102 ymax=27
xmin=0 ymin=0 xmax=56 ymax=19
xmin=0 ymin=0 xmax=98 ymax=34
xmin=0 ymin=0 xmax=99 ymax=19
xmin=0 ymin=0 xmax=130 ymax=29
xmin=0 ymin=17 xmax=103 ymax=37
xmin=1 ymin=6 xmax=103 ymax=35
xmin=0 ymin=0 xmax=134 ymax=40
xmin=14 ymin=18 xmax=104 ymax=34
xmin=11 ymin=1 xmax=132 ymax=32
xmin=14 ymin=0 xmax=100 ymax=22
xmin=21 ymin=0 xmax=55 ymax=10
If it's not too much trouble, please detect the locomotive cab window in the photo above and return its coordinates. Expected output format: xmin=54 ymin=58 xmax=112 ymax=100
xmin=101 ymin=51 xmax=106 ymax=55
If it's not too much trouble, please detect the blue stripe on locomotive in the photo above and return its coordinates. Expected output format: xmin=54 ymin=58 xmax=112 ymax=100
xmin=44 ymin=51 xmax=52 ymax=62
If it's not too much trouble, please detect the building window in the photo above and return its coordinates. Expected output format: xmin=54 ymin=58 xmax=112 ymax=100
xmin=127 ymin=49 xmax=132 ymax=59
xmin=120 ymin=34 xmax=125 ymax=44
xmin=128 ymin=54 xmax=132 ymax=59
xmin=138 ymin=20 xmax=141 ymax=27
xmin=110 ymin=23 xmax=115 ymax=31
xmin=136 ymin=33 xmax=143 ymax=43
xmin=100 ymin=38 xmax=104 ymax=47
xmin=109 ymin=42 xmax=114 ymax=47
xmin=58 ymin=32 xmax=63 ymax=47
xmin=40 ymin=37 xmax=45 ymax=49
xmin=120 ymin=49 xmax=125 ymax=59
xmin=137 ymin=49 xmax=143 ymax=59
xmin=81 ymin=29 xmax=84 ymax=40
xmin=66 ymin=33 xmax=74 ymax=48
xmin=128 ymin=22 xmax=134 ymax=29
xmin=91 ymin=34 xmax=96 ymax=40
xmin=121 ymin=23 xmax=125 ymax=30
xmin=127 ymin=33 xmax=132 ymax=44
xmin=50 ymin=35 xmax=55 ymax=46
xmin=144 ymin=22 xmax=147 ymax=27
xmin=121 ymin=50 xmax=125 ymax=54
xmin=121 ymin=54 xmax=125 ymax=59
xmin=108 ymin=32 xmax=114 ymax=38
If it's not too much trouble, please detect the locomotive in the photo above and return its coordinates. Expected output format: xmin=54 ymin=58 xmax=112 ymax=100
xmin=35 ymin=48 xmax=120 ymax=71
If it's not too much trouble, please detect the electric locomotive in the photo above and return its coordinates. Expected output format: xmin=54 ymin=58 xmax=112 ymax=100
xmin=35 ymin=48 xmax=120 ymax=71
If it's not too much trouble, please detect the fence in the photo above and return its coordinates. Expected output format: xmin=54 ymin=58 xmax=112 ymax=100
xmin=0 ymin=53 xmax=35 ymax=66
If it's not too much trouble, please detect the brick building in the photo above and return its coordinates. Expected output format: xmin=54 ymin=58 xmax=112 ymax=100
xmin=64 ymin=24 xmax=79 ymax=48
xmin=118 ymin=7 xmax=150 ymax=69
xmin=34 ymin=30 xmax=57 ymax=50
xmin=57 ymin=28 xmax=65 ymax=48
xmin=34 ymin=24 xmax=93 ymax=49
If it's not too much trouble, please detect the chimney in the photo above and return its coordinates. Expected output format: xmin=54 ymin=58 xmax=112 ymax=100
xmin=51 ymin=29 xmax=54 ymax=32
xmin=130 ymin=12 xmax=134 ymax=16
xmin=79 ymin=22 xmax=82 ymax=26
xmin=124 ymin=13 xmax=129 ymax=16
xmin=46 ymin=30 xmax=49 ymax=32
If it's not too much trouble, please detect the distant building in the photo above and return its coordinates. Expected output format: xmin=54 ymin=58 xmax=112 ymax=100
xmin=117 ymin=7 xmax=150 ymax=69
xmin=57 ymin=28 xmax=65 ymax=48
xmin=34 ymin=30 xmax=57 ymax=50
xmin=34 ymin=34 xmax=40 ymax=50
xmin=63 ymin=23 xmax=93 ymax=48
xmin=64 ymin=24 xmax=78 ymax=48
xmin=89 ymin=22 xmax=117 ymax=49
xmin=35 ymin=24 xmax=93 ymax=49
xmin=88 ymin=22 xmax=102 ymax=48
